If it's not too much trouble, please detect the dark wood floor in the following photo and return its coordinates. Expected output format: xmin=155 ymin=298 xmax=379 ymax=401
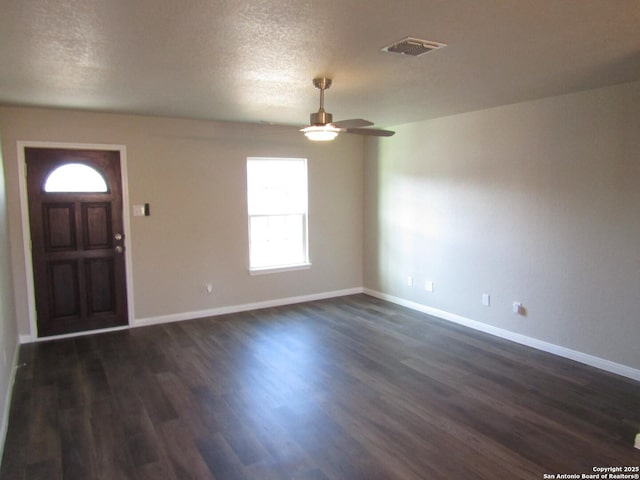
xmin=1 ymin=294 xmax=638 ymax=479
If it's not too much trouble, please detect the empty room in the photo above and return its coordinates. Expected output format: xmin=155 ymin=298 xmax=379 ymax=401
xmin=0 ymin=1 xmax=639 ymax=479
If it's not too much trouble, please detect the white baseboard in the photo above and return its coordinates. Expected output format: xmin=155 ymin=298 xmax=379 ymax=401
xmin=134 ymin=287 xmax=364 ymax=328
xmin=20 ymin=326 xmax=130 ymax=344
xmin=18 ymin=285 xmax=636 ymax=382
xmin=18 ymin=288 xmax=364 ymax=341
xmin=364 ymin=288 xmax=640 ymax=382
xmin=0 ymin=338 xmax=20 ymax=460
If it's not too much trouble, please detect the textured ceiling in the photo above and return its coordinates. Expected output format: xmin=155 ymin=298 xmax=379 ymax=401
xmin=1 ymin=0 xmax=639 ymax=128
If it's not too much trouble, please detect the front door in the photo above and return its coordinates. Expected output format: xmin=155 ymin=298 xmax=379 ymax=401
xmin=25 ymin=147 xmax=129 ymax=337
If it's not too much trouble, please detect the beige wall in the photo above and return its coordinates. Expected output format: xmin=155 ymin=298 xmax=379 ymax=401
xmin=0 ymin=107 xmax=364 ymax=336
xmin=3 ymin=80 xmax=639 ymax=375
xmin=364 ymin=81 xmax=640 ymax=371
xmin=0 ymin=132 xmax=18 ymax=451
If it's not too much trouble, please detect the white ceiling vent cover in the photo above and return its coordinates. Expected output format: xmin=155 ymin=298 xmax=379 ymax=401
xmin=381 ymin=37 xmax=447 ymax=57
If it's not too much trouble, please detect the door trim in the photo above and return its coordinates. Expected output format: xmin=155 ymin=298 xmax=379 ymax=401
xmin=17 ymin=141 xmax=135 ymax=342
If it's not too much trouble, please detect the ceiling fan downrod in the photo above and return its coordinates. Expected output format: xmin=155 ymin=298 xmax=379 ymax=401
xmin=310 ymin=77 xmax=333 ymax=126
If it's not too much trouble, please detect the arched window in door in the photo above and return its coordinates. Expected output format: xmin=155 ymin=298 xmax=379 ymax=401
xmin=44 ymin=163 xmax=108 ymax=193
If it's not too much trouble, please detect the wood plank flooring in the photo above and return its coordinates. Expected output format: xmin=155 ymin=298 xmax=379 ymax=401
xmin=1 ymin=294 xmax=639 ymax=479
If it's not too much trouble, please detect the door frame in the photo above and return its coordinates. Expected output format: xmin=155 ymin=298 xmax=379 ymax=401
xmin=17 ymin=141 xmax=135 ymax=342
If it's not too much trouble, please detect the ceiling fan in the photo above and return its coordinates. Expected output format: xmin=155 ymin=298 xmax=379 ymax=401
xmin=300 ymin=78 xmax=395 ymax=141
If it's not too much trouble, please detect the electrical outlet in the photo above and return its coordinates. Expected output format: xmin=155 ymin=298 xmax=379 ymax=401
xmin=407 ymin=276 xmax=413 ymax=287
xmin=482 ymin=293 xmax=490 ymax=307
xmin=204 ymin=283 xmax=213 ymax=294
xmin=425 ymin=281 xmax=434 ymax=292
xmin=513 ymin=302 xmax=524 ymax=315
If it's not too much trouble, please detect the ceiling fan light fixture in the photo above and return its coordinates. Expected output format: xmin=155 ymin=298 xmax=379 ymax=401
xmin=300 ymin=77 xmax=395 ymax=140
xmin=301 ymin=125 xmax=340 ymax=141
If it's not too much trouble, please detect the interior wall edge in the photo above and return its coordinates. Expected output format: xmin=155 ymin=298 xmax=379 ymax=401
xmin=0 ymin=339 xmax=20 ymax=461
xmin=363 ymin=288 xmax=640 ymax=383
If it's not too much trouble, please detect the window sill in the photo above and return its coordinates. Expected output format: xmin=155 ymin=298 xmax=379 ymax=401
xmin=249 ymin=263 xmax=312 ymax=276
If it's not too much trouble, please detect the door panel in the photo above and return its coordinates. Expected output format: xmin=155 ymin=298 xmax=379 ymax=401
xmin=26 ymin=147 xmax=129 ymax=337
xmin=85 ymin=258 xmax=116 ymax=314
xmin=44 ymin=204 xmax=76 ymax=250
xmin=48 ymin=261 xmax=80 ymax=318
xmin=83 ymin=203 xmax=112 ymax=249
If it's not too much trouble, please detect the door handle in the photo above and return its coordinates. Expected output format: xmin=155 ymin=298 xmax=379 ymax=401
xmin=115 ymin=246 xmax=124 ymax=254
xmin=114 ymin=233 xmax=123 ymax=241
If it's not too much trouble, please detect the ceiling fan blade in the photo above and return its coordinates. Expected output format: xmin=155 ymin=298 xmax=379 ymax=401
xmin=332 ymin=118 xmax=374 ymax=129
xmin=345 ymin=127 xmax=395 ymax=137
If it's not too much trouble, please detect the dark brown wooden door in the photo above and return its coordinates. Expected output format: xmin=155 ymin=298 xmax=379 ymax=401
xmin=25 ymin=147 xmax=129 ymax=337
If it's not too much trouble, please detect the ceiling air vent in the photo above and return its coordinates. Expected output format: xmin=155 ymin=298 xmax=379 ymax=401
xmin=381 ymin=37 xmax=447 ymax=57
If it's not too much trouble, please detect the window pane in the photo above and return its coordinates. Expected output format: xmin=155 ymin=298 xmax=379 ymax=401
xmin=44 ymin=163 xmax=108 ymax=193
xmin=249 ymin=213 xmax=306 ymax=269
xmin=247 ymin=158 xmax=307 ymax=215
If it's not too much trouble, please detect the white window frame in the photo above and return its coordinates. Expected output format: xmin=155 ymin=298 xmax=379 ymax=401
xmin=247 ymin=157 xmax=311 ymax=274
